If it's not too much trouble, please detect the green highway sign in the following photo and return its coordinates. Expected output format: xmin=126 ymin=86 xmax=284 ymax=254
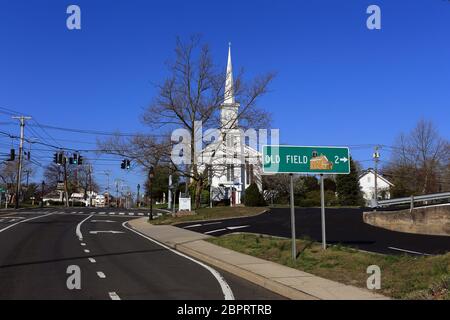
xmin=263 ymin=145 xmax=351 ymax=175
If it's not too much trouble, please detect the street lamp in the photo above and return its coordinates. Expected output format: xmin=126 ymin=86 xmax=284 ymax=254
xmin=148 ymin=166 xmax=155 ymax=221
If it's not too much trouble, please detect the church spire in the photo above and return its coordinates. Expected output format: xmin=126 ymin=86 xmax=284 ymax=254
xmin=224 ymin=42 xmax=235 ymax=104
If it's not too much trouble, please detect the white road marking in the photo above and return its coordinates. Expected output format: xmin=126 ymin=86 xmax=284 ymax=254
xmin=97 ymin=272 xmax=106 ymax=279
xmin=119 ymin=212 xmax=125 ymax=216
xmin=91 ymin=220 xmax=116 ymax=223
xmin=388 ymin=247 xmax=431 ymax=256
xmin=84 ymin=249 xmax=90 ymax=253
xmin=72 ymin=211 xmax=77 ymax=214
xmin=88 ymin=258 xmax=96 ymax=263
xmin=78 ymin=212 xmax=83 ymax=214
xmin=76 ymin=215 xmax=93 ymax=241
xmin=109 ymin=212 xmax=116 ymax=215
xmin=109 ymin=292 xmax=121 ymax=300
xmin=89 ymin=231 xmax=125 ymax=235
xmin=184 ymin=222 xmax=223 ymax=229
xmin=138 ymin=213 xmax=144 ymax=216
xmin=129 ymin=212 xmax=135 ymax=216
xmin=122 ymin=222 xmax=234 ymax=300
xmin=184 ymin=224 xmax=202 ymax=229
xmin=0 ymin=219 xmax=4 ymax=223
xmin=81 ymin=243 xmax=86 ymax=247
xmin=99 ymin=212 xmax=106 ymax=215
xmin=204 ymin=228 xmax=227 ymax=235
xmin=227 ymin=225 xmax=250 ymax=231
xmin=0 ymin=213 xmax=54 ymax=234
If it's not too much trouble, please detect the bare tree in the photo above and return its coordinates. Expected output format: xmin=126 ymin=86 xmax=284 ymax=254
xmin=99 ymin=35 xmax=275 ymax=209
xmin=0 ymin=160 xmax=33 ymax=204
xmin=43 ymin=162 xmax=99 ymax=200
xmin=384 ymin=119 xmax=449 ymax=195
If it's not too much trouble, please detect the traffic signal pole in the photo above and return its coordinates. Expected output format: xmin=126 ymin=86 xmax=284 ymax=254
xmin=12 ymin=116 xmax=32 ymax=209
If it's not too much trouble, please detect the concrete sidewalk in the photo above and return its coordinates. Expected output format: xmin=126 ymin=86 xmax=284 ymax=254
xmin=127 ymin=218 xmax=389 ymax=300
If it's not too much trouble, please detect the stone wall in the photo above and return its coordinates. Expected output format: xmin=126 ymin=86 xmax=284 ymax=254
xmin=363 ymin=205 xmax=450 ymax=236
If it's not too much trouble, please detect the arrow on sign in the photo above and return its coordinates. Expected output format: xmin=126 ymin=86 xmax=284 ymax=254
xmin=89 ymin=231 xmax=124 ymax=235
xmin=340 ymin=157 xmax=349 ymax=163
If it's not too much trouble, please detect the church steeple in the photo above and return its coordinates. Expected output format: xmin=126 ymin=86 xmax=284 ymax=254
xmin=224 ymin=43 xmax=235 ymax=105
xmin=221 ymin=43 xmax=239 ymax=130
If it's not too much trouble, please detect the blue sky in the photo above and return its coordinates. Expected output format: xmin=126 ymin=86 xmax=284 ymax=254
xmin=1 ymin=0 xmax=449 ymax=192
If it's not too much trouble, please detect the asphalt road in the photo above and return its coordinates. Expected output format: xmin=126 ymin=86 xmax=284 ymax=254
xmin=0 ymin=207 xmax=284 ymax=300
xmin=176 ymin=208 xmax=450 ymax=256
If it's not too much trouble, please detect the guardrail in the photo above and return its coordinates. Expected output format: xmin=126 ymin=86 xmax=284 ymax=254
xmin=374 ymin=192 xmax=450 ymax=210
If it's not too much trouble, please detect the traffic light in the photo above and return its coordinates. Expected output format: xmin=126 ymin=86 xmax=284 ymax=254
xmin=69 ymin=157 xmax=74 ymax=165
xmin=8 ymin=149 xmax=15 ymax=161
xmin=53 ymin=153 xmax=58 ymax=164
xmin=73 ymin=153 xmax=79 ymax=165
xmin=78 ymin=155 xmax=83 ymax=165
xmin=58 ymin=152 xmax=64 ymax=165
xmin=121 ymin=159 xmax=131 ymax=170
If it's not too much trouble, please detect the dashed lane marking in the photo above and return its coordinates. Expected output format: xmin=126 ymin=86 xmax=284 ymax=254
xmin=88 ymin=258 xmax=96 ymax=263
xmin=97 ymin=272 xmax=106 ymax=279
xmin=109 ymin=292 xmax=121 ymax=300
xmin=84 ymin=249 xmax=90 ymax=253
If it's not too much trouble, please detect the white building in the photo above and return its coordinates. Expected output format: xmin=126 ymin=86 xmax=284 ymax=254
xmin=199 ymin=45 xmax=262 ymax=206
xmin=359 ymin=169 xmax=394 ymax=206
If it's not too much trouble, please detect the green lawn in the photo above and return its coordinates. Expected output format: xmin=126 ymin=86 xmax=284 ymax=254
xmin=150 ymin=206 xmax=268 ymax=225
xmin=208 ymin=234 xmax=450 ymax=300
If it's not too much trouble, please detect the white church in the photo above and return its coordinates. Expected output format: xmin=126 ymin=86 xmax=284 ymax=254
xmin=199 ymin=45 xmax=263 ymax=206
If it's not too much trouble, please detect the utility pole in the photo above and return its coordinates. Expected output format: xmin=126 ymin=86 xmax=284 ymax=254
xmin=137 ymin=184 xmax=140 ymax=208
xmin=63 ymin=153 xmax=69 ymax=207
xmin=89 ymin=165 xmax=93 ymax=207
xmin=168 ymin=174 xmax=173 ymax=210
xmin=12 ymin=116 xmax=32 ymax=209
xmin=41 ymin=181 xmax=45 ymax=208
xmin=25 ymin=170 xmax=31 ymax=188
xmin=373 ymin=146 xmax=380 ymax=208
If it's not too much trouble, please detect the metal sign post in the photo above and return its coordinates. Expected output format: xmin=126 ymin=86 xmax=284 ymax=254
xmin=263 ymin=145 xmax=351 ymax=254
xmin=289 ymin=174 xmax=296 ymax=260
xmin=320 ymin=174 xmax=327 ymax=250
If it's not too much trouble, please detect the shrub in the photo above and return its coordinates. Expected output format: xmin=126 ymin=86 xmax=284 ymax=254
xmin=244 ymin=183 xmax=266 ymax=207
